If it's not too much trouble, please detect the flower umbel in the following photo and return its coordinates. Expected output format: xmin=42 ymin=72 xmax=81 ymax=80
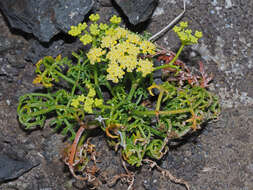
xmin=173 ymin=21 xmax=202 ymax=45
xmin=89 ymin=14 xmax=100 ymax=22
xmin=110 ymin=15 xmax=121 ymax=24
xmin=87 ymin=48 xmax=106 ymax=65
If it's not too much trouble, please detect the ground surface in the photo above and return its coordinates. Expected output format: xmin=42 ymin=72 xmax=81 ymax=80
xmin=0 ymin=0 xmax=253 ymax=190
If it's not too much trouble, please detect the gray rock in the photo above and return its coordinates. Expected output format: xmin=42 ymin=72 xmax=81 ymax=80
xmin=0 ymin=154 xmax=37 ymax=182
xmin=25 ymin=39 xmax=65 ymax=63
xmin=113 ymin=0 xmax=158 ymax=25
xmin=0 ymin=0 xmax=94 ymax=42
xmin=0 ymin=36 xmax=14 ymax=52
xmin=0 ymin=58 xmax=19 ymax=78
xmin=0 ymin=132 xmax=39 ymax=183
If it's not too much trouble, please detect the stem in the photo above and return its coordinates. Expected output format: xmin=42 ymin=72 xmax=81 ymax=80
xmin=127 ymin=74 xmax=141 ymax=101
xmin=93 ymin=65 xmax=103 ymax=99
xmin=132 ymin=108 xmax=191 ymax=116
xmin=24 ymin=93 xmax=54 ymax=100
xmin=71 ymin=70 xmax=81 ymax=96
xmin=154 ymin=44 xmax=185 ymax=71
xmin=142 ymin=125 xmax=166 ymax=138
xmin=105 ymin=80 xmax=115 ymax=97
xmin=54 ymin=70 xmax=86 ymax=93
xmin=29 ymin=105 xmax=67 ymax=116
xmin=156 ymin=90 xmax=164 ymax=111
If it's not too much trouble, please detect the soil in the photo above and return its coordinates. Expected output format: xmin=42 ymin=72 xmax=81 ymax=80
xmin=0 ymin=1 xmax=253 ymax=190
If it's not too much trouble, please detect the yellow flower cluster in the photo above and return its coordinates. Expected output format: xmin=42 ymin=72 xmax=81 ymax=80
xmin=102 ymin=28 xmax=155 ymax=82
xmin=99 ymin=23 xmax=109 ymax=30
xmin=137 ymin=59 xmax=154 ymax=77
xmin=33 ymin=55 xmax=62 ymax=88
xmin=68 ymin=22 xmax=87 ymax=36
xmin=89 ymin=14 xmax=100 ymax=22
xmin=173 ymin=21 xmax=203 ymax=45
xmin=110 ymin=15 xmax=121 ymax=24
xmin=89 ymin=23 xmax=99 ymax=36
xmin=70 ymin=84 xmax=103 ymax=113
xmin=80 ymin=34 xmax=92 ymax=45
xmin=68 ymin=14 xmax=156 ymax=83
xmin=87 ymin=48 xmax=106 ymax=65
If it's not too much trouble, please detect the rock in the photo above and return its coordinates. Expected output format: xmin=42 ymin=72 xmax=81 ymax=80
xmin=0 ymin=132 xmax=39 ymax=183
xmin=0 ymin=36 xmax=13 ymax=52
xmin=99 ymin=0 xmax=113 ymax=7
xmin=113 ymin=0 xmax=158 ymax=25
xmin=0 ymin=0 xmax=94 ymax=42
xmin=25 ymin=39 xmax=65 ymax=63
xmin=0 ymin=154 xmax=37 ymax=182
xmin=0 ymin=57 xmax=19 ymax=78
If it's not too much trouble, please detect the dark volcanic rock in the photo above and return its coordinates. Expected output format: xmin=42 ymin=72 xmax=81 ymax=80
xmin=25 ymin=39 xmax=65 ymax=63
xmin=113 ymin=0 xmax=158 ymax=25
xmin=0 ymin=0 xmax=94 ymax=42
xmin=0 ymin=154 xmax=37 ymax=182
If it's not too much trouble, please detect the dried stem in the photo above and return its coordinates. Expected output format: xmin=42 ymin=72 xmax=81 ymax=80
xmin=143 ymin=159 xmax=190 ymax=190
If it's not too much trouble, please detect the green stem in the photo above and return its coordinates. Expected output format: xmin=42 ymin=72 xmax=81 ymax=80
xmin=23 ymin=93 xmax=54 ymax=100
xmin=93 ymin=65 xmax=103 ymax=99
xmin=54 ymin=70 xmax=86 ymax=93
xmin=132 ymin=108 xmax=191 ymax=116
xmin=28 ymin=105 xmax=67 ymax=116
xmin=154 ymin=44 xmax=185 ymax=71
xmin=71 ymin=70 xmax=81 ymax=96
xmin=156 ymin=90 xmax=164 ymax=111
xmin=142 ymin=125 xmax=166 ymax=138
xmin=105 ymin=80 xmax=115 ymax=97
xmin=100 ymin=104 xmax=113 ymax=110
xmin=127 ymin=74 xmax=141 ymax=101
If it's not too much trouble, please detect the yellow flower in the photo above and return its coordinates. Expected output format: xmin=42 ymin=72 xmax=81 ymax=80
xmin=140 ymin=40 xmax=156 ymax=55
xmin=106 ymin=63 xmax=125 ymax=83
xmin=68 ymin=26 xmax=81 ymax=36
xmin=173 ymin=26 xmax=181 ymax=33
xmin=77 ymin=94 xmax=86 ymax=102
xmin=78 ymin=22 xmax=87 ymax=31
xmin=180 ymin=21 xmax=188 ymax=29
xmin=114 ymin=27 xmax=128 ymax=39
xmin=178 ymin=32 xmax=188 ymax=42
xmin=80 ymin=34 xmax=92 ymax=45
xmin=137 ymin=59 xmax=153 ymax=77
xmin=173 ymin=22 xmax=202 ymax=45
xmin=89 ymin=23 xmax=100 ymax=36
xmin=33 ymin=75 xmax=42 ymax=84
xmin=185 ymin=29 xmax=192 ymax=35
xmin=71 ymin=98 xmax=80 ymax=108
xmin=88 ymin=87 xmax=96 ymax=97
xmin=101 ymin=35 xmax=117 ymax=48
xmin=55 ymin=54 xmax=62 ymax=62
xmin=99 ymin=23 xmax=109 ymax=30
xmin=35 ymin=59 xmax=42 ymax=68
xmin=87 ymin=48 xmax=106 ymax=65
xmin=190 ymin=36 xmax=198 ymax=44
xmin=119 ymin=55 xmax=138 ymax=72
xmin=42 ymin=82 xmax=53 ymax=88
xmin=89 ymin=14 xmax=100 ymax=22
xmin=94 ymin=98 xmax=103 ymax=107
xmin=110 ymin=15 xmax=121 ymax=24
xmin=105 ymin=27 xmax=116 ymax=36
xmin=195 ymin=31 xmax=203 ymax=38
xmin=127 ymin=33 xmax=141 ymax=45
xmin=84 ymin=97 xmax=94 ymax=113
